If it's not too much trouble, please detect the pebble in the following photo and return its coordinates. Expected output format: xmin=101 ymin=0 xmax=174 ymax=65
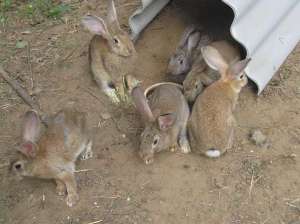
xmin=100 ymin=112 xmax=111 ymax=120
xmin=249 ymin=129 xmax=267 ymax=147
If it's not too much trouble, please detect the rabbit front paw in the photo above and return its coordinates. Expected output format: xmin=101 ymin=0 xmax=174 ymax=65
xmin=66 ymin=193 xmax=79 ymax=207
xmin=56 ymin=180 xmax=66 ymax=196
xmin=80 ymin=140 xmax=93 ymax=160
xmin=179 ymin=138 xmax=191 ymax=154
xmin=105 ymin=88 xmax=120 ymax=104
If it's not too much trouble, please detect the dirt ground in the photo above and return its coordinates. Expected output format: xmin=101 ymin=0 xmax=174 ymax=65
xmin=0 ymin=0 xmax=300 ymax=224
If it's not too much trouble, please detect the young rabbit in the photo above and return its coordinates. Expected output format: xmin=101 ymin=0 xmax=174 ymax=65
xmin=183 ymin=40 xmax=241 ymax=103
xmin=167 ymin=25 xmax=210 ymax=83
xmin=130 ymin=82 xmax=191 ymax=164
xmin=82 ymin=0 xmax=137 ymax=104
xmin=188 ymin=45 xmax=251 ymax=158
xmin=11 ymin=108 xmax=93 ymax=207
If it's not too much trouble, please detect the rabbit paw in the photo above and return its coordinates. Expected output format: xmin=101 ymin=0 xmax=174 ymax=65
xmin=105 ymin=88 xmax=120 ymax=104
xmin=80 ymin=140 xmax=93 ymax=160
xmin=56 ymin=185 xmax=66 ymax=196
xmin=56 ymin=180 xmax=66 ymax=196
xmin=169 ymin=145 xmax=179 ymax=152
xmin=66 ymin=193 xmax=79 ymax=207
xmin=179 ymin=138 xmax=191 ymax=154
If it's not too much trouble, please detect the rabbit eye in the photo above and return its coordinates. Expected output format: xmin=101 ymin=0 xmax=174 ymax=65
xmin=179 ymin=59 xmax=184 ymax=65
xmin=239 ymin=74 xmax=244 ymax=79
xmin=15 ymin=163 xmax=22 ymax=170
xmin=152 ymin=135 xmax=160 ymax=147
xmin=113 ymin=37 xmax=119 ymax=44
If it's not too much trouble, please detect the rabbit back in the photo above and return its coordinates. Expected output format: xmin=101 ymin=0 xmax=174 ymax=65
xmin=189 ymin=82 xmax=236 ymax=156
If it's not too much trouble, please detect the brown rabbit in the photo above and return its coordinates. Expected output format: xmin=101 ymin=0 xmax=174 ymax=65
xmin=188 ymin=45 xmax=251 ymax=158
xmin=183 ymin=40 xmax=241 ymax=103
xmin=82 ymin=0 xmax=137 ymax=104
xmin=131 ymin=83 xmax=190 ymax=164
xmin=11 ymin=108 xmax=93 ymax=207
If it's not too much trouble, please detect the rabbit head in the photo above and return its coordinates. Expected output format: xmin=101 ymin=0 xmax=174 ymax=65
xmin=201 ymin=45 xmax=250 ymax=92
xmin=167 ymin=26 xmax=201 ymax=77
xmin=12 ymin=110 xmax=41 ymax=178
xmin=183 ymin=73 xmax=203 ymax=104
xmin=82 ymin=0 xmax=135 ymax=57
xmin=183 ymin=57 xmax=208 ymax=103
xmin=131 ymin=86 xmax=176 ymax=164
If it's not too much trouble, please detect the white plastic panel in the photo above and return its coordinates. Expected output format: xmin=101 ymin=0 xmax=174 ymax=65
xmin=222 ymin=0 xmax=300 ymax=93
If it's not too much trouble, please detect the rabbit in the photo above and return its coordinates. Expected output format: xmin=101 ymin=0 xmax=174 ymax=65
xmin=130 ymin=82 xmax=191 ymax=164
xmin=183 ymin=40 xmax=241 ymax=103
xmin=167 ymin=25 xmax=210 ymax=83
xmin=11 ymin=108 xmax=93 ymax=207
xmin=81 ymin=0 xmax=137 ymax=104
xmin=188 ymin=44 xmax=251 ymax=158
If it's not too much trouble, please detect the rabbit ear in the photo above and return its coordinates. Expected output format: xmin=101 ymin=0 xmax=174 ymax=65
xmin=18 ymin=142 xmax=37 ymax=158
xmin=187 ymin=32 xmax=200 ymax=55
xmin=81 ymin=15 xmax=109 ymax=39
xmin=201 ymin=45 xmax=228 ymax=75
xmin=158 ymin=113 xmax=175 ymax=131
xmin=22 ymin=110 xmax=41 ymax=143
xmin=229 ymin=58 xmax=251 ymax=76
xmin=179 ymin=25 xmax=197 ymax=48
xmin=131 ymin=86 xmax=154 ymax=122
xmin=107 ymin=0 xmax=120 ymax=29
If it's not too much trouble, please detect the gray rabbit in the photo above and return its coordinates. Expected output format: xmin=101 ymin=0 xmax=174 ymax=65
xmin=130 ymin=82 xmax=191 ymax=164
xmin=167 ymin=25 xmax=210 ymax=83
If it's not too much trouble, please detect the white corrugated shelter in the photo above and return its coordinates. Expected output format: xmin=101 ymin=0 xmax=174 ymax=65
xmin=128 ymin=0 xmax=300 ymax=94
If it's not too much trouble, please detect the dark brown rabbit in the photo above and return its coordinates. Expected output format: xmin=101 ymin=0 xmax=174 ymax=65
xmin=11 ymin=108 xmax=93 ymax=207
xmin=189 ymin=45 xmax=251 ymax=158
xmin=82 ymin=0 xmax=137 ymax=104
xmin=167 ymin=25 xmax=210 ymax=83
xmin=183 ymin=40 xmax=241 ymax=103
xmin=131 ymin=83 xmax=190 ymax=164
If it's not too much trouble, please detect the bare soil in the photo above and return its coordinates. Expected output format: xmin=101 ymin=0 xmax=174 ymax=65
xmin=0 ymin=1 xmax=299 ymax=224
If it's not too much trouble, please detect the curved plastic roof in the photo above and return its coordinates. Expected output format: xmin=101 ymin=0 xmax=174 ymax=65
xmin=223 ymin=0 xmax=300 ymax=93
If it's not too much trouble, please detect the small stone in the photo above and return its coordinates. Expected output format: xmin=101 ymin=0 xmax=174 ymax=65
xmin=100 ymin=112 xmax=111 ymax=120
xmin=249 ymin=129 xmax=267 ymax=147
xmin=289 ymin=221 xmax=300 ymax=224
xmin=21 ymin=30 xmax=31 ymax=35
xmin=126 ymin=197 xmax=131 ymax=201
xmin=122 ymin=134 xmax=126 ymax=138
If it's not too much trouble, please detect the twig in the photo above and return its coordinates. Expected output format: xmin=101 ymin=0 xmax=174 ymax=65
xmin=74 ymin=169 xmax=93 ymax=173
xmin=261 ymin=217 xmax=270 ymax=224
xmin=248 ymin=174 xmax=254 ymax=198
xmin=0 ymin=65 xmax=41 ymax=113
xmin=27 ymin=42 xmax=34 ymax=92
xmin=86 ymin=220 xmax=103 ymax=224
xmin=286 ymin=202 xmax=300 ymax=212
xmin=248 ymin=175 xmax=262 ymax=198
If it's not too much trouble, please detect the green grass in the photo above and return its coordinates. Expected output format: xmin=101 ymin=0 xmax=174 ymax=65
xmin=0 ymin=0 xmax=12 ymax=26
xmin=1 ymin=0 xmax=70 ymax=26
xmin=20 ymin=0 xmax=70 ymax=19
